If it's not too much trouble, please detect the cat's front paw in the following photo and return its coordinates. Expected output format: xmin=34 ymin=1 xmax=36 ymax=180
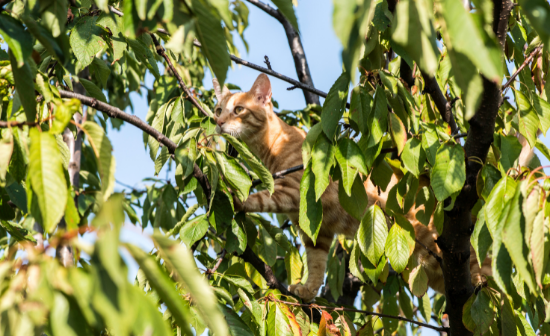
xmin=289 ymin=283 xmax=318 ymax=302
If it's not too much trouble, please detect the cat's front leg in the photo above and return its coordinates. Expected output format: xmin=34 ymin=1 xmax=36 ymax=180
xmin=234 ymin=186 xmax=299 ymax=213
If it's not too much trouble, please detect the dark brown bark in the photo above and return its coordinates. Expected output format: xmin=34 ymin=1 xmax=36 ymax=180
xmin=400 ymin=59 xmax=415 ymax=89
xmin=437 ymin=0 xmax=514 ymax=334
xmin=422 ymin=73 xmax=459 ymax=134
xmin=245 ymin=0 xmax=320 ymax=105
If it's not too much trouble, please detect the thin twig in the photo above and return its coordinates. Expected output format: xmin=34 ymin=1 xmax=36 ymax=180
xmin=192 ymin=40 xmax=333 ymax=104
xmin=502 ymin=45 xmax=542 ymax=91
xmin=264 ymin=56 xmax=272 ymax=70
xmin=415 ymin=238 xmax=442 ymax=264
xmin=251 ymin=164 xmax=304 ymax=187
xmin=206 ymin=249 xmax=227 ymax=279
xmin=149 ymin=33 xmax=210 ymax=118
xmin=108 ymin=5 xmax=123 ymax=16
xmin=266 ymin=297 xmax=449 ymax=333
xmin=0 ymin=115 xmax=55 ymax=128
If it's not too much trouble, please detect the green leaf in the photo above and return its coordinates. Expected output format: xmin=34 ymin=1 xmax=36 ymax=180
xmin=500 ymin=295 xmax=517 ymax=336
xmin=179 ymin=215 xmax=209 ymax=248
xmin=462 ymin=293 xmax=477 ymax=332
xmin=441 ymin=0 xmax=501 ymax=81
xmin=89 ymin=58 xmax=111 ymax=89
xmin=384 ymin=216 xmax=415 ymax=273
xmin=9 ymin=51 xmax=36 ymax=122
xmin=223 ymin=134 xmax=274 ymax=194
xmin=415 ymin=186 xmax=435 ymax=226
xmin=70 ymin=16 xmax=106 ymax=68
xmin=302 ymin=123 xmax=323 ymax=167
xmin=311 ymin=133 xmax=335 ymax=200
xmin=226 ymin=219 xmax=247 ymax=255
xmin=530 ymin=210 xmax=548 ymax=288
xmin=82 ymin=122 xmax=116 ymax=202
xmin=153 ymin=234 xmax=229 ymax=336
xmin=28 ymin=129 xmax=67 ymax=233
xmin=391 ymin=0 xmax=439 ymax=75
xmin=272 ymin=0 xmax=299 ymax=32
xmin=532 ymin=95 xmax=550 ymax=136
xmin=357 ymin=204 xmax=388 ymax=266
xmin=536 ymin=138 xmax=550 ymax=162
xmin=335 ymin=138 xmax=368 ymax=195
xmin=471 ymin=288 xmax=495 ymax=335
xmin=257 ymin=225 xmax=277 ymax=266
xmin=174 ymin=138 xmax=197 ymax=180
xmin=0 ymin=220 xmax=36 ymax=242
xmin=389 ymin=113 xmax=407 ymax=155
xmin=401 ymin=137 xmax=426 ymax=178
xmin=421 ymin=123 xmax=440 ymax=165
xmin=299 ymin=163 xmax=323 ymax=244
xmin=369 ymin=85 xmax=388 ymax=144
xmin=125 ymin=244 xmax=194 ymax=336
xmin=285 ymin=247 xmax=304 ymax=286
xmin=338 ymin=175 xmax=368 ymax=220
xmin=79 ymin=78 xmax=107 ymax=103
xmin=96 ymin=13 xmax=127 ymax=62
xmin=349 ymin=86 xmax=372 ymax=135
xmin=477 ymin=163 xmax=502 ymax=201
xmin=40 ymin=0 xmax=68 ymax=38
xmin=518 ymin=0 xmax=550 ymax=48
xmin=267 ymin=302 xmax=293 ymax=336
xmin=222 ymin=305 xmax=255 ymax=336
xmin=501 ymin=182 xmax=537 ymax=294
xmin=192 ymin=0 xmax=231 ymax=87
xmin=514 ymin=89 xmax=540 ymax=148
xmin=485 ymin=176 xmax=517 ymax=238
xmin=322 ymin=71 xmax=350 ymax=139
xmin=471 ymin=208 xmax=492 ymax=268
xmin=0 ymin=14 xmax=33 ymax=67
xmin=431 ymin=142 xmax=466 ymax=202
xmin=217 ymin=154 xmax=252 ymax=203
xmin=408 ymin=265 xmax=428 ymax=297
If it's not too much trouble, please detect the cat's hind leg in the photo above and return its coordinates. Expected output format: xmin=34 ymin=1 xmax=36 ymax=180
xmin=289 ymin=232 xmax=332 ymax=302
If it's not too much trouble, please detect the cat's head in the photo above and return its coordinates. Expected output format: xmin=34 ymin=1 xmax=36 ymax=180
xmin=213 ymin=74 xmax=273 ymax=139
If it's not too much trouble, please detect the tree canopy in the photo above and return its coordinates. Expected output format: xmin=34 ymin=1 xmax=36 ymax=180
xmin=0 ymin=0 xmax=550 ymax=335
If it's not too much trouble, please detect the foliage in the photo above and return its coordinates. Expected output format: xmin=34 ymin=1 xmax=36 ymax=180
xmin=0 ymin=0 xmax=550 ymax=335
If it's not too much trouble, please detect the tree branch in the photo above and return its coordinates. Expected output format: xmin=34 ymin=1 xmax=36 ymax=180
xmin=56 ymin=89 xmax=212 ymax=203
xmin=149 ymin=33 xmax=210 ymax=118
xmin=245 ymin=0 xmax=320 ymax=105
xmin=192 ymin=40 xmax=329 ymax=103
xmin=240 ymin=246 xmax=290 ymax=295
xmin=502 ymin=45 xmax=542 ymax=91
xmin=422 ymin=73 xmax=459 ymax=134
xmin=266 ymin=297 xmax=449 ymax=333
xmin=436 ymin=0 xmax=514 ymax=334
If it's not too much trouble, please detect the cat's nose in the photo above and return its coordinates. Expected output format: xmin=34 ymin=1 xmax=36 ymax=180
xmin=216 ymin=118 xmax=226 ymax=127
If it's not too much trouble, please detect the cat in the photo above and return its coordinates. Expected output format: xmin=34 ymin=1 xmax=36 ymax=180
xmin=213 ymin=73 xmax=491 ymax=302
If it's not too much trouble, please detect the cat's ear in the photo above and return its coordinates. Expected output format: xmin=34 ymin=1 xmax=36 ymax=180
xmin=250 ymin=74 xmax=272 ymax=106
xmin=213 ymin=78 xmax=230 ymax=102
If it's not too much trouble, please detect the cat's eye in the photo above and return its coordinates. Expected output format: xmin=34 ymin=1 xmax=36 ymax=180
xmin=234 ymin=106 xmax=244 ymax=114
xmin=215 ymin=108 xmax=222 ymax=116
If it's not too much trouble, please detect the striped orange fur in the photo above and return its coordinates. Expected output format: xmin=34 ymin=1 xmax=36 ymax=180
xmin=213 ymin=74 xmax=491 ymax=301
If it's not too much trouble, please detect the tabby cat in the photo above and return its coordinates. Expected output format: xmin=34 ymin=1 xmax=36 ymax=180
xmin=213 ymin=74 xmax=491 ymax=302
